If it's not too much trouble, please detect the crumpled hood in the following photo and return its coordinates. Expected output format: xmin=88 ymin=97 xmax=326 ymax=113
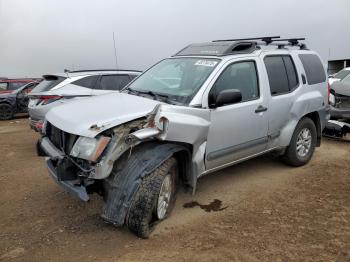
xmin=46 ymin=92 xmax=161 ymax=137
xmin=332 ymin=82 xmax=350 ymax=97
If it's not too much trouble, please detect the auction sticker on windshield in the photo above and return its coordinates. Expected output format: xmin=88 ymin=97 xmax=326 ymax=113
xmin=195 ymin=60 xmax=218 ymax=67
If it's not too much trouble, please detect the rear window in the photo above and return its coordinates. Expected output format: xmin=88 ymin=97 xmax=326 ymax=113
xmin=99 ymin=75 xmax=131 ymax=90
xmin=298 ymin=54 xmax=326 ymax=85
xmin=334 ymin=69 xmax=350 ymax=80
xmin=31 ymin=75 xmax=66 ymax=93
xmin=72 ymin=75 xmax=99 ymax=88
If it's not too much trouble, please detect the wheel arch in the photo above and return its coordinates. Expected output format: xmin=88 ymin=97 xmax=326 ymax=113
xmin=303 ymin=111 xmax=322 ymax=146
xmin=101 ymin=141 xmax=192 ymax=226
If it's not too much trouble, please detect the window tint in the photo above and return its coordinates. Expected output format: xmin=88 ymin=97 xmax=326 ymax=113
xmin=210 ymin=61 xmax=259 ymax=104
xmin=31 ymin=76 xmax=66 ymax=93
xmin=99 ymin=75 xmax=131 ymax=90
xmin=283 ymin=56 xmax=299 ymax=90
xmin=264 ymin=56 xmax=290 ymax=95
xmin=72 ymin=75 xmax=99 ymax=88
xmin=264 ymin=55 xmax=299 ymax=95
xmin=298 ymin=54 xmax=326 ymax=85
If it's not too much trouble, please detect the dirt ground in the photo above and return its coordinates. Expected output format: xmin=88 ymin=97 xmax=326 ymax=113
xmin=0 ymin=118 xmax=350 ymax=262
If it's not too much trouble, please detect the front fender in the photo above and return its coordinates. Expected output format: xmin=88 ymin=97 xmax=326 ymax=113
xmin=101 ymin=142 xmax=190 ymax=226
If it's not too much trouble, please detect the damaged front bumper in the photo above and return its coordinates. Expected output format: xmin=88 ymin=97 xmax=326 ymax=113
xmin=37 ymin=137 xmax=90 ymax=201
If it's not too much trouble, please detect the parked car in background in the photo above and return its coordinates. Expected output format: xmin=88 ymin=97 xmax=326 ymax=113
xmin=329 ymin=73 xmax=350 ymax=120
xmin=0 ymin=78 xmax=41 ymax=93
xmin=28 ymin=69 xmax=141 ymax=131
xmin=329 ymin=67 xmax=350 ymax=85
xmin=37 ymin=36 xmax=328 ymax=238
xmin=0 ymin=81 xmax=40 ymax=120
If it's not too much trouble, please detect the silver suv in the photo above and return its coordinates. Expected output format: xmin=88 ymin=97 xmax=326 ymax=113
xmin=37 ymin=37 xmax=329 ymax=238
xmin=28 ymin=70 xmax=141 ymax=131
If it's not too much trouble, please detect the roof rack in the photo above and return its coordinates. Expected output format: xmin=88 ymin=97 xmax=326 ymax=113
xmin=65 ymin=69 xmax=142 ymax=73
xmin=174 ymin=36 xmax=307 ymax=57
xmin=213 ymin=36 xmax=281 ymax=44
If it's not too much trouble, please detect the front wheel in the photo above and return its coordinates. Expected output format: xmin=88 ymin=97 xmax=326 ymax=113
xmin=282 ymin=117 xmax=317 ymax=167
xmin=0 ymin=103 xmax=14 ymax=120
xmin=127 ymin=157 xmax=178 ymax=238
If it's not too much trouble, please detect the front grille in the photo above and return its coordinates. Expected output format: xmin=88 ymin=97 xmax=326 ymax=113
xmin=46 ymin=122 xmax=77 ymax=154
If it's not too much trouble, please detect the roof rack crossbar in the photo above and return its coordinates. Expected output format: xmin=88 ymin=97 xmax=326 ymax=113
xmin=271 ymin=38 xmax=306 ymax=45
xmin=213 ymin=36 xmax=280 ymax=44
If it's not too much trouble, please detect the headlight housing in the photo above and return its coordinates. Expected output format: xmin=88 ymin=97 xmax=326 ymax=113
xmin=70 ymin=136 xmax=110 ymax=162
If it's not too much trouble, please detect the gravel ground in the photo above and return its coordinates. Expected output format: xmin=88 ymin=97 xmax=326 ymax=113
xmin=0 ymin=118 xmax=349 ymax=262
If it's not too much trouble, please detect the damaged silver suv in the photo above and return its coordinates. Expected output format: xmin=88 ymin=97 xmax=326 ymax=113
xmin=37 ymin=36 xmax=329 ymax=238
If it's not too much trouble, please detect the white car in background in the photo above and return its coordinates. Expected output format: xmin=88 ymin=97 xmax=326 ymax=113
xmin=28 ymin=69 xmax=141 ymax=131
xmin=329 ymin=67 xmax=350 ymax=85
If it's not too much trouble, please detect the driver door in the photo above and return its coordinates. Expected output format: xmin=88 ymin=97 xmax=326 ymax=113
xmin=205 ymin=59 xmax=269 ymax=170
xmin=16 ymin=83 xmax=35 ymax=112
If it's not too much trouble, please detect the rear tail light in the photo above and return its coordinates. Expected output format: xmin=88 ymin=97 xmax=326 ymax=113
xmin=39 ymin=95 xmax=63 ymax=105
xmin=35 ymin=121 xmax=44 ymax=131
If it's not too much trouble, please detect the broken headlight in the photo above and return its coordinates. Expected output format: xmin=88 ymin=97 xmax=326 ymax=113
xmin=70 ymin=136 xmax=110 ymax=162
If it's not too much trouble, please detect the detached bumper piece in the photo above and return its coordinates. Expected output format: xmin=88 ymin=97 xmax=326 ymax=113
xmin=37 ymin=137 xmax=90 ymax=201
xmin=323 ymin=120 xmax=350 ymax=140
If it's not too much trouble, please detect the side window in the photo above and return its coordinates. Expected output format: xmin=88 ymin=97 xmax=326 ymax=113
xmin=210 ymin=61 xmax=259 ymax=105
xmin=72 ymin=75 xmax=99 ymax=89
xmin=298 ymin=54 xmax=326 ymax=85
xmin=100 ymin=75 xmax=131 ymax=91
xmin=264 ymin=55 xmax=299 ymax=95
xmin=0 ymin=82 xmax=8 ymax=91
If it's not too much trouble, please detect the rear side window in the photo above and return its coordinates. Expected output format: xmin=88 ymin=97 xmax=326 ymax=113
xmin=8 ymin=82 xmax=27 ymax=90
xmin=31 ymin=76 xmax=66 ymax=93
xmin=298 ymin=54 xmax=326 ymax=85
xmin=72 ymin=75 xmax=99 ymax=88
xmin=264 ymin=55 xmax=299 ymax=95
xmin=99 ymin=75 xmax=131 ymax=90
xmin=0 ymin=82 xmax=8 ymax=91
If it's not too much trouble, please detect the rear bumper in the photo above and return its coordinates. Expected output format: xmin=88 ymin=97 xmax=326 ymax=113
xmin=330 ymin=106 xmax=350 ymax=119
xmin=38 ymin=137 xmax=89 ymax=201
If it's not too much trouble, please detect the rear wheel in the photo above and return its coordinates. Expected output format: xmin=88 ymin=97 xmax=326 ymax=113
xmin=0 ymin=103 xmax=14 ymax=120
xmin=127 ymin=157 xmax=178 ymax=238
xmin=282 ymin=117 xmax=317 ymax=166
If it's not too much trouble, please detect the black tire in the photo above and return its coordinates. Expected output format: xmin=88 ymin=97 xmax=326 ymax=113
xmin=0 ymin=103 xmax=14 ymax=120
xmin=127 ymin=157 xmax=178 ymax=238
xmin=282 ymin=117 xmax=317 ymax=167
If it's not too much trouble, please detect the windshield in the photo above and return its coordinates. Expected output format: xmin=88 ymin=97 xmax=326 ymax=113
xmin=125 ymin=57 xmax=220 ymax=104
xmin=334 ymin=69 xmax=350 ymax=80
xmin=31 ymin=75 xmax=66 ymax=93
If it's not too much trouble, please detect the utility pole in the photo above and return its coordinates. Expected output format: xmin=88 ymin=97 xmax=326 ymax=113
xmin=112 ymin=32 xmax=118 ymax=69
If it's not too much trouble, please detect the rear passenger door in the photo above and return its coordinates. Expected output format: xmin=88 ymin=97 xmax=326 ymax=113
xmin=262 ymin=54 xmax=300 ymax=148
xmin=92 ymin=74 xmax=132 ymax=95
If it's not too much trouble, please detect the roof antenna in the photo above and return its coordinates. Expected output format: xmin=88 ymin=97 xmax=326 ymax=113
xmin=112 ymin=32 xmax=118 ymax=69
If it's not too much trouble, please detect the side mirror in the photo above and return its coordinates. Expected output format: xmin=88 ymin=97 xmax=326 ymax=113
xmin=215 ymin=89 xmax=242 ymax=107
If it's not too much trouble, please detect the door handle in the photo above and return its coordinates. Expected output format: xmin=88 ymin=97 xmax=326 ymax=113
xmin=255 ymin=105 xmax=268 ymax=113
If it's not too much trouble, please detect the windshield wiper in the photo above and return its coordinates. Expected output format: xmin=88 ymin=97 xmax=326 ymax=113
xmin=125 ymin=88 xmax=177 ymax=104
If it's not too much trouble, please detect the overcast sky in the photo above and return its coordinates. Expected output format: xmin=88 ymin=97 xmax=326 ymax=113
xmin=0 ymin=0 xmax=349 ymax=77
